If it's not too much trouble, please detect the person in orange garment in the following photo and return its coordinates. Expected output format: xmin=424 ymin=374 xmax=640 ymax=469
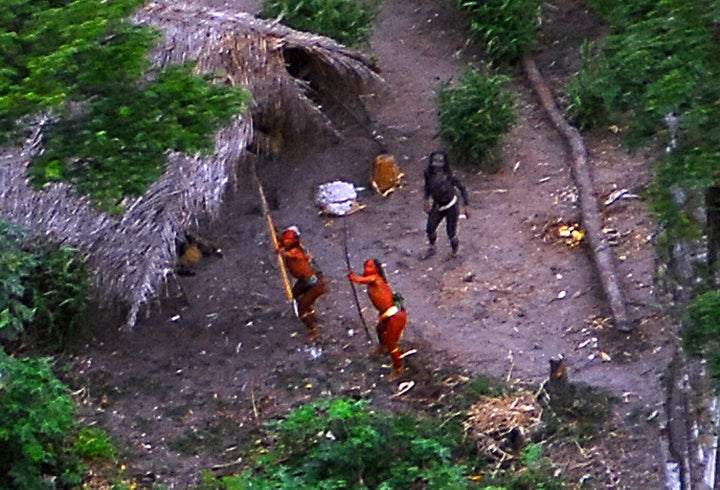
xmin=276 ymin=226 xmax=326 ymax=339
xmin=348 ymin=258 xmax=407 ymax=380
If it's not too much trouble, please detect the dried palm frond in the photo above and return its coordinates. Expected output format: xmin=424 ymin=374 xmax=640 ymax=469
xmin=464 ymin=391 xmax=543 ymax=462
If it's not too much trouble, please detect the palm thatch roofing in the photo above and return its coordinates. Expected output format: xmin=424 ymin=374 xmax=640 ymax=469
xmin=0 ymin=0 xmax=384 ymax=329
xmin=135 ymin=1 xmax=384 ymax=150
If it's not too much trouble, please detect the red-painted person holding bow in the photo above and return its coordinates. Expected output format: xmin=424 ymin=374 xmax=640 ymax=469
xmin=348 ymin=258 xmax=407 ymax=381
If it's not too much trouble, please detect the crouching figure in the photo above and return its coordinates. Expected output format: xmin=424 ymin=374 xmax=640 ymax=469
xmin=176 ymin=232 xmax=223 ymax=276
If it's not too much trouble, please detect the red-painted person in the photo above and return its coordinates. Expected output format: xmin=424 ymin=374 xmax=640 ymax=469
xmin=276 ymin=226 xmax=326 ymax=339
xmin=348 ymin=258 xmax=407 ymax=381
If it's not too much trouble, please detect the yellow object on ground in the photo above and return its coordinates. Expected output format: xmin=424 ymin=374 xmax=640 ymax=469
xmin=371 ymin=154 xmax=404 ymax=196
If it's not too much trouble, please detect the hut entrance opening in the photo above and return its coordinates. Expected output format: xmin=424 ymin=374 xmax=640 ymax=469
xmin=283 ymin=47 xmax=372 ymax=131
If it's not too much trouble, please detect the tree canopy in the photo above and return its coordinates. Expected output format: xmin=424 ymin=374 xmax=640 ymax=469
xmin=0 ymin=0 xmax=250 ymax=212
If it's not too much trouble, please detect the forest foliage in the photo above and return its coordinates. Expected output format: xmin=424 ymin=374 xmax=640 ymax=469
xmin=567 ymin=0 xmax=720 ymax=386
xmin=568 ymin=0 xmax=720 ymax=240
xmin=196 ymin=391 xmax=567 ymax=489
xmin=683 ymin=289 xmax=720 ymax=386
xmin=454 ymin=0 xmax=542 ymax=63
xmin=0 ymin=349 xmax=119 ymax=490
xmin=259 ymin=0 xmax=379 ymax=47
xmin=0 ymin=0 xmax=250 ymax=213
xmin=0 ymin=221 xmax=88 ymax=349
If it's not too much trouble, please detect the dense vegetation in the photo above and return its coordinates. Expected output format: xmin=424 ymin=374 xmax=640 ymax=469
xmin=0 ymin=0 xmax=250 ymax=213
xmin=0 ymin=350 xmax=80 ymax=489
xmin=436 ymin=66 xmax=516 ymax=171
xmin=453 ymin=0 xmax=541 ymax=63
xmin=259 ymin=0 xmax=379 ymax=47
xmin=221 ymin=398 xmax=477 ymax=488
xmin=437 ymin=0 xmax=540 ymax=170
xmin=566 ymin=0 xmax=720 ymax=385
xmin=195 ymin=381 xmax=576 ymax=490
xmin=0 ymin=223 xmax=37 ymax=343
xmin=568 ymin=0 xmax=720 ymax=241
xmin=683 ymin=289 xmax=720 ymax=385
xmin=0 ymin=350 xmax=119 ymax=489
xmin=0 ymin=221 xmax=89 ymax=349
xmin=20 ymin=239 xmax=89 ymax=350
xmin=0 ymin=220 xmax=102 ymax=488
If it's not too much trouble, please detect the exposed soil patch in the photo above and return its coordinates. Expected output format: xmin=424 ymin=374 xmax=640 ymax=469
xmin=63 ymin=0 xmax=678 ymax=487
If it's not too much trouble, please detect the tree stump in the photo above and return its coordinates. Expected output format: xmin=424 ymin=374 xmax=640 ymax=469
xmin=547 ymin=355 xmax=574 ymax=408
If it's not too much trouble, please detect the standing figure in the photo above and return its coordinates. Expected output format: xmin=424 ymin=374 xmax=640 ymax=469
xmin=276 ymin=226 xmax=326 ymax=339
xmin=348 ymin=259 xmax=407 ymax=381
xmin=422 ymin=150 xmax=471 ymax=258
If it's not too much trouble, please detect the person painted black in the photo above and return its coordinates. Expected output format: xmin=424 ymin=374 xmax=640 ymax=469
xmin=422 ymin=151 xmax=470 ymax=257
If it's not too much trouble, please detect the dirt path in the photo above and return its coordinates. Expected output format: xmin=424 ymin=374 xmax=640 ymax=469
xmin=65 ymin=1 xmax=678 ymax=487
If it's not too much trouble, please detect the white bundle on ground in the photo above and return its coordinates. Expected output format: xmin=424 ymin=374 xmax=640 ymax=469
xmin=315 ymin=181 xmax=364 ymax=216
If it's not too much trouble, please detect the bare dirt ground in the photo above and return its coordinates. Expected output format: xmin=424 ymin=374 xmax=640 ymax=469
xmin=64 ymin=0 xmax=679 ymax=488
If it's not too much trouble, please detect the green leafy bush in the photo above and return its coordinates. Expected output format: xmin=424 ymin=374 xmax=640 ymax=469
xmin=568 ymin=1 xmax=716 ymax=139
xmin=436 ymin=65 xmax=516 ymax=171
xmin=0 ymin=0 xmax=250 ymax=213
xmin=648 ymin=147 xmax=720 ymax=242
xmin=74 ymin=426 xmax=117 ymax=461
xmin=221 ymin=397 xmax=475 ymax=489
xmin=565 ymin=41 xmax=618 ymax=129
xmin=23 ymin=240 xmax=89 ymax=350
xmin=0 ymin=0 xmax=149 ymax=136
xmin=0 ymin=349 xmax=82 ymax=489
xmin=196 ymin=384 xmax=568 ymax=489
xmin=454 ymin=0 xmax=541 ymax=63
xmin=683 ymin=290 xmax=720 ymax=386
xmin=0 ymin=221 xmax=90 ymax=350
xmin=260 ymin=0 xmax=379 ymax=47
xmin=0 ymin=222 xmax=36 ymax=342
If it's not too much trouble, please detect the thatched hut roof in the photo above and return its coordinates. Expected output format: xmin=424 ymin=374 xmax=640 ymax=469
xmin=134 ymin=1 xmax=384 ymax=150
xmin=0 ymin=2 xmax=384 ymax=329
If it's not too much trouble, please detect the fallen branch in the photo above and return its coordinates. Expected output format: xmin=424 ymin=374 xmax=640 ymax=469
xmin=522 ymin=55 xmax=631 ymax=332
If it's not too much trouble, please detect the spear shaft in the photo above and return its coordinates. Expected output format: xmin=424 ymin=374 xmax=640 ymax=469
xmin=342 ymin=217 xmax=372 ymax=340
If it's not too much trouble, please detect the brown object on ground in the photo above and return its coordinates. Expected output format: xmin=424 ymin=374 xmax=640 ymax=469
xmin=464 ymin=391 xmax=542 ymax=463
xmin=177 ymin=233 xmax=223 ymax=276
xmin=178 ymin=243 xmax=203 ymax=274
xmin=522 ymin=55 xmax=631 ymax=332
xmin=547 ymin=355 xmax=574 ymax=408
xmin=549 ymin=356 xmax=568 ymax=388
xmin=371 ymin=154 xmax=405 ymax=196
